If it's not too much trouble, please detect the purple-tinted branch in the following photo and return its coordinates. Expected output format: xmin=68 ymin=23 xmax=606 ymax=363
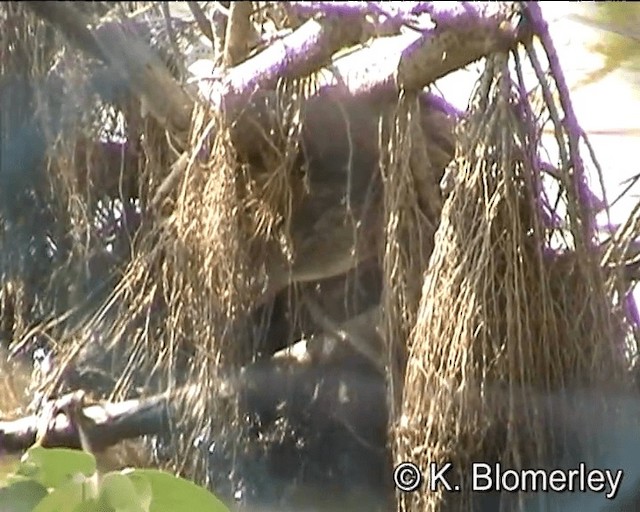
xmin=625 ymin=291 xmax=640 ymax=329
xmin=285 ymin=0 xmax=429 ymax=31
xmin=203 ymin=5 xmax=518 ymax=117
xmin=203 ymin=17 xmax=361 ymax=114
xmin=287 ymin=2 xmax=374 ymax=19
xmin=422 ymin=92 xmax=464 ymax=120
xmin=286 ymin=2 xmax=502 ymax=30
xmin=524 ymin=4 xmax=596 ymax=243
xmin=598 ymin=221 xmax=622 ymax=235
xmin=525 ymin=4 xmax=640 ymax=335
xmin=414 ymin=2 xmax=492 ymax=25
xmin=397 ymin=6 xmax=519 ymax=90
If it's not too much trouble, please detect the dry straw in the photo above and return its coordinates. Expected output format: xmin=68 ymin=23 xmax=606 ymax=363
xmin=379 ymin=93 xmax=443 ymax=420
xmin=0 ymin=1 xmax=314 ymax=483
xmin=395 ymin=50 xmax=632 ymax=511
xmin=77 ymin=75 xmax=312 ymax=481
xmin=6 ymin=3 xmax=640 ymax=505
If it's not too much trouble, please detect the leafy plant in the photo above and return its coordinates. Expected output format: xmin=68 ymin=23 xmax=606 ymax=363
xmin=0 ymin=446 xmax=230 ymax=512
xmin=569 ymin=3 xmax=640 ymax=89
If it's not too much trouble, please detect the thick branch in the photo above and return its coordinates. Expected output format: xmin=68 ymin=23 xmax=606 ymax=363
xmin=223 ymin=1 xmax=255 ymax=67
xmin=0 ymin=391 xmax=173 ymax=453
xmin=397 ymin=5 xmax=518 ymax=90
xmin=0 ymin=304 xmax=387 ymax=454
xmin=203 ymin=4 xmax=519 ymax=118
xmin=201 ymin=16 xmax=363 ymax=114
xmin=91 ymin=19 xmax=192 ymax=132
xmin=26 ymin=2 xmax=192 ymax=132
xmin=29 ymin=1 xmax=517 ymax=210
xmin=28 ymin=0 xmax=518 ymax=133
xmin=187 ymin=1 xmax=215 ymax=45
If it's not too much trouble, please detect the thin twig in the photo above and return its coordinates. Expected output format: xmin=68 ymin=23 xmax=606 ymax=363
xmin=160 ymin=2 xmax=185 ymax=78
xmin=187 ymin=1 xmax=215 ymax=44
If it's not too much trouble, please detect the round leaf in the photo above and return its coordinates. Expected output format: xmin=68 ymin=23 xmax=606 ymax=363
xmin=0 ymin=480 xmax=48 ymax=512
xmin=99 ymin=472 xmax=145 ymax=512
xmin=32 ymin=480 xmax=85 ymax=512
xmin=18 ymin=447 xmax=96 ymax=490
xmin=124 ymin=469 xmax=229 ymax=512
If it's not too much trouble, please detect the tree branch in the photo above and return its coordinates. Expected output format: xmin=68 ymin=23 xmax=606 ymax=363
xmin=26 ymin=2 xmax=108 ymax=62
xmin=199 ymin=16 xmax=363 ymax=113
xmin=222 ymin=1 xmax=255 ymax=67
xmin=27 ymin=1 xmax=519 ymax=212
xmin=0 ymin=303 xmax=390 ymax=455
xmin=187 ymin=1 xmax=215 ymax=45
xmin=397 ymin=7 xmax=518 ymax=90
xmin=0 ymin=390 xmax=173 ymax=453
xmin=25 ymin=2 xmax=192 ymax=132
xmin=202 ymin=4 xmax=520 ymax=118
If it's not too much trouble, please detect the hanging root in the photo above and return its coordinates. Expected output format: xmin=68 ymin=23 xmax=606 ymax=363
xmin=42 ymin=74 xmax=317 ymax=484
xmin=379 ymin=93 xmax=443 ymax=420
xmin=396 ymin=47 xmax=631 ymax=511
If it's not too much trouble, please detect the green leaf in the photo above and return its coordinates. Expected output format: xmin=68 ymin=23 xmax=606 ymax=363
xmin=4 ymin=474 xmax=40 ymax=487
xmin=122 ymin=469 xmax=230 ymax=512
xmin=71 ymin=498 xmax=108 ymax=512
xmin=570 ymin=4 xmax=640 ymax=90
xmin=98 ymin=473 xmax=145 ymax=512
xmin=32 ymin=480 xmax=86 ymax=512
xmin=0 ymin=480 xmax=48 ymax=512
xmin=124 ymin=472 xmax=152 ymax=512
xmin=17 ymin=447 xmax=97 ymax=490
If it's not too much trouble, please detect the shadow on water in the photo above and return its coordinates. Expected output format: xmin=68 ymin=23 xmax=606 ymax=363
xmin=204 ymin=378 xmax=640 ymax=512
xmin=5 ymin=341 xmax=640 ymax=512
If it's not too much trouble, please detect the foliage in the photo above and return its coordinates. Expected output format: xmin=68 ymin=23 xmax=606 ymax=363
xmin=571 ymin=3 xmax=640 ymax=89
xmin=0 ymin=446 xmax=230 ymax=512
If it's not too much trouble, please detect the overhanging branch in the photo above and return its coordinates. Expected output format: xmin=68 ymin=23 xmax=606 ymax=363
xmin=0 ymin=390 xmax=174 ymax=453
xmin=26 ymin=1 xmax=523 ymax=211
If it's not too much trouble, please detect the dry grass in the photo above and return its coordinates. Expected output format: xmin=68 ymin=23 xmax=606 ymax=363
xmin=1 ymin=1 xmax=312 ymax=483
xmin=379 ymin=93 xmax=442 ymax=420
xmin=395 ymin=51 xmax=633 ymax=511
xmin=41 ymin=75 xmax=315 ymax=481
xmin=5 ymin=4 xmax=640 ymax=508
